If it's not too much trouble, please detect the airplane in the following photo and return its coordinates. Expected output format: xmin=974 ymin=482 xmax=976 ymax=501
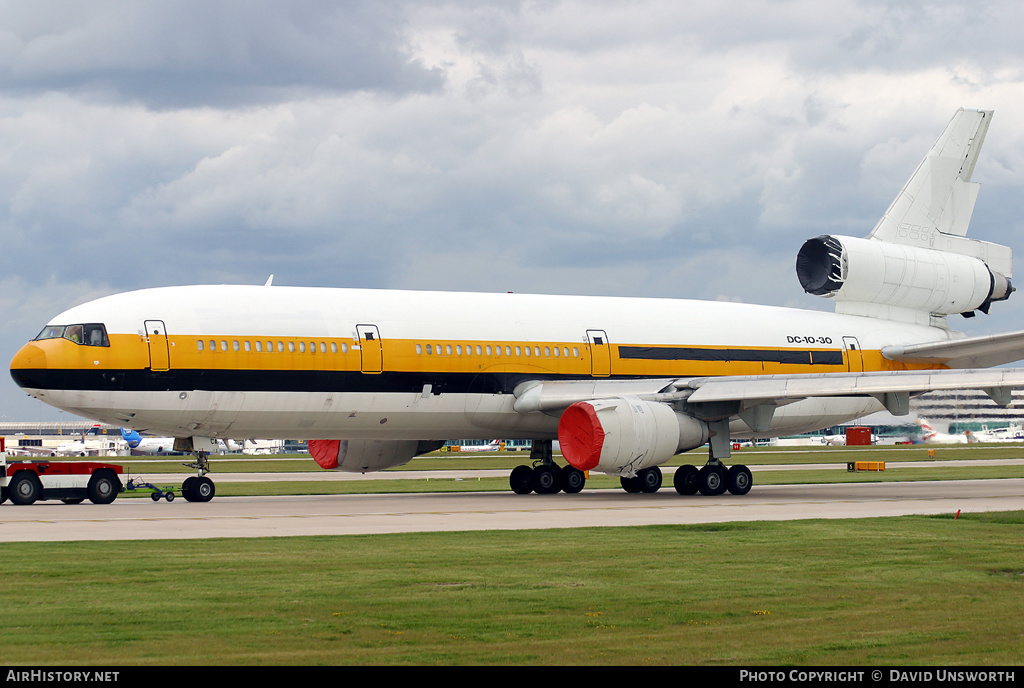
xmin=120 ymin=428 xmax=178 ymax=455
xmin=454 ymin=440 xmax=503 ymax=452
xmin=11 ymin=108 xmax=1024 ymax=502
xmin=916 ymin=419 xmax=979 ymax=444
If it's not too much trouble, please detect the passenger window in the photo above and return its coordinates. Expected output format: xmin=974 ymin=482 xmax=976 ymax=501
xmin=476 ymin=345 xmax=482 ymax=355
xmin=416 ymin=344 xmax=423 ymax=355
xmin=210 ymin=340 xmax=217 ymax=351
xmin=486 ymin=345 xmax=492 ymax=356
xmin=446 ymin=345 xmax=452 ymax=355
xmin=244 ymin=341 xmax=251 ymax=352
xmin=197 ymin=340 xmax=204 ymax=351
xmin=573 ymin=347 xmax=579 ymax=357
xmin=515 ymin=346 xmax=521 ymax=356
xmin=331 ymin=342 xmax=338 ymax=354
xmin=255 ymin=341 xmax=262 ymax=352
xmin=233 ymin=340 xmax=240 ymax=352
xmin=553 ymin=347 xmax=559 ymax=357
xmin=544 ymin=347 xmax=550 ymax=357
xmin=456 ymin=345 xmax=462 ymax=355
xmin=505 ymin=346 xmax=512 ymax=356
xmin=289 ymin=342 xmax=296 ymax=353
xmin=278 ymin=342 xmax=285 ymax=352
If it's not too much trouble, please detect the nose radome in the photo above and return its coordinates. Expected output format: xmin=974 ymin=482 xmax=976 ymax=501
xmin=10 ymin=342 xmax=46 ymax=389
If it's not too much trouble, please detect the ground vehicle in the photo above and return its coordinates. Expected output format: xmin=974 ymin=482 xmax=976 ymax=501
xmin=0 ymin=438 xmax=123 ymax=505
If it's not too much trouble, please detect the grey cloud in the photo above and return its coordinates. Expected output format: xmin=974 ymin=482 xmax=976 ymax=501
xmin=0 ymin=1 xmax=443 ymax=108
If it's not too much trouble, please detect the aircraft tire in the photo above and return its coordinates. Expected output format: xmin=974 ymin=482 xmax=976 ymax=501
xmin=87 ymin=470 xmax=119 ymax=505
xmin=192 ymin=476 xmax=215 ymax=502
xmin=510 ymin=465 xmax=533 ymax=494
xmin=0 ymin=486 xmax=6 ymax=505
xmin=560 ymin=465 xmax=586 ymax=494
xmin=531 ymin=465 xmax=561 ymax=494
xmin=673 ymin=465 xmax=699 ymax=495
xmin=638 ymin=466 xmax=662 ymax=493
xmin=9 ymin=472 xmax=42 ymax=505
xmin=620 ymin=476 xmax=643 ymax=493
xmin=698 ymin=464 xmax=727 ymax=496
xmin=727 ymin=464 xmax=753 ymax=496
xmin=181 ymin=477 xmax=196 ymax=501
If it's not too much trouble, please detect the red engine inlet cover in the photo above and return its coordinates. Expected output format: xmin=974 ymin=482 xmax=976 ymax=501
xmin=308 ymin=439 xmax=340 ymax=469
xmin=558 ymin=401 xmax=605 ymax=471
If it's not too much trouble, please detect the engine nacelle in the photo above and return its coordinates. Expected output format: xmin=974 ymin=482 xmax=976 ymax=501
xmin=557 ymin=396 xmax=710 ymax=476
xmin=309 ymin=439 xmax=444 ymax=472
xmin=797 ymin=235 xmax=1012 ymax=316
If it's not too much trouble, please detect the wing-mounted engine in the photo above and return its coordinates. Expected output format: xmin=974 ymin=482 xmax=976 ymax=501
xmin=309 ymin=439 xmax=444 ymax=472
xmin=557 ymin=396 xmax=709 ymax=477
xmin=796 ymin=109 xmax=1013 ymax=326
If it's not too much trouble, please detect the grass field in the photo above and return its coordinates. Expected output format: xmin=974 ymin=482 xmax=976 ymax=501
xmin=5 ymin=444 xmax=1023 ymax=665
xmin=1 ymin=513 xmax=1022 ymax=665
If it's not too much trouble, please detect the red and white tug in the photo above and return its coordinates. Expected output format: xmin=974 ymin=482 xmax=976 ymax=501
xmin=1 ymin=438 xmax=123 ymax=505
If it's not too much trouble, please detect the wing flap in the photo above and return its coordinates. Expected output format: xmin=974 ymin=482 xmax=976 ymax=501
xmin=680 ymin=368 xmax=1024 ymax=404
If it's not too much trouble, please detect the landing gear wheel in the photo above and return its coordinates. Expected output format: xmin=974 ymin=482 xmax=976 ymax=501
xmin=560 ymin=465 xmax=586 ymax=494
xmin=673 ymin=464 xmax=699 ymax=495
xmin=531 ymin=465 xmax=560 ymax=494
xmin=190 ymin=476 xmax=215 ymax=503
xmin=181 ymin=476 xmax=196 ymax=501
xmin=87 ymin=470 xmax=119 ymax=505
xmin=620 ymin=476 xmax=643 ymax=493
xmin=638 ymin=466 xmax=662 ymax=493
xmin=9 ymin=473 xmax=42 ymax=505
xmin=727 ymin=464 xmax=753 ymax=496
xmin=698 ymin=464 xmax=727 ymax=496
xmin=510 ymin=465 xmax=533 ymax=495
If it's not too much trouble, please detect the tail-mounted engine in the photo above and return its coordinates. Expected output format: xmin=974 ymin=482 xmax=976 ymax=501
xmin=797 ymin=235 xmax=1013 ymax=321
xmin=557 ymin=396 xmax=709 ymax=477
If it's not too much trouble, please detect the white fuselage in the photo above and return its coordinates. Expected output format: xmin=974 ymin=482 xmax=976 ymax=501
xmin=11 ymin=285 xmax=956 ymax=444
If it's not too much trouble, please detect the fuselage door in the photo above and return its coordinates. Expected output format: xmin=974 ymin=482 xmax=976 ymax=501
xmin=586 ymin=329 xmax=611 ymax=377
xmin=145 ymin=320 xmax=170 ymax=372
xmin=843 ymin=336 xmax=864 ymax=373
xmin=356 ymin=324 xmax=383 ymax=374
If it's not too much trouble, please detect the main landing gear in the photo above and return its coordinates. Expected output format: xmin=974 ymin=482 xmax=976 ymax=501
xmin=506 ymin=440 xmax=753 ymax=496
xmin=509 ymin=440 xmax=586 ymax=495
xmin=671 ymin=462 xmax=752 ymax=496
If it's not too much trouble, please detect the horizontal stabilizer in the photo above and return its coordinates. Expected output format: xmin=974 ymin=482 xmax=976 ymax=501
xmin=882 ymin=330 xmax=1024 ymax=369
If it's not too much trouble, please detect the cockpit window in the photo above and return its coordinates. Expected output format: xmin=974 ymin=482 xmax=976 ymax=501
xmin=34 ymin=323 xmax=109 ymax=347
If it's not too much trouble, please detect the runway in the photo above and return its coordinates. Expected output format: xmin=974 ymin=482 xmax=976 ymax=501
xmin=1 ymin=478 xmax=1022 ymax=542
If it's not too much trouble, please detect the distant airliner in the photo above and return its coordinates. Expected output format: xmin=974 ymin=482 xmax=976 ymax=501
xmin=11 ymin=109 xmax=1024 ymax=502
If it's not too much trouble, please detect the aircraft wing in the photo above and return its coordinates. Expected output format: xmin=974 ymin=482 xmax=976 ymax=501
xmin=513 ymin=367 xmax=1024 ymax=417
xmin=882 ymin=330 xmax=1024 ymax=369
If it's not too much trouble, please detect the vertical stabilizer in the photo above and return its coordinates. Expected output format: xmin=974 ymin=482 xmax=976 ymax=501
xmin=868 ymin=109 xmax=1010 ymax=277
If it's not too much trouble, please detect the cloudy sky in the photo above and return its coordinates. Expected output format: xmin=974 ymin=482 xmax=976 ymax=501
xmin=4 ymin=0 xmax=1024 ymax=421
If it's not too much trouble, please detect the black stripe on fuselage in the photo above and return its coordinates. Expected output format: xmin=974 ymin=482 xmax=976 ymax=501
xmin=617 ymin=346 xmax=844 ymax=365
xmin=13 ymin=368 xmax=586 ymax=396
